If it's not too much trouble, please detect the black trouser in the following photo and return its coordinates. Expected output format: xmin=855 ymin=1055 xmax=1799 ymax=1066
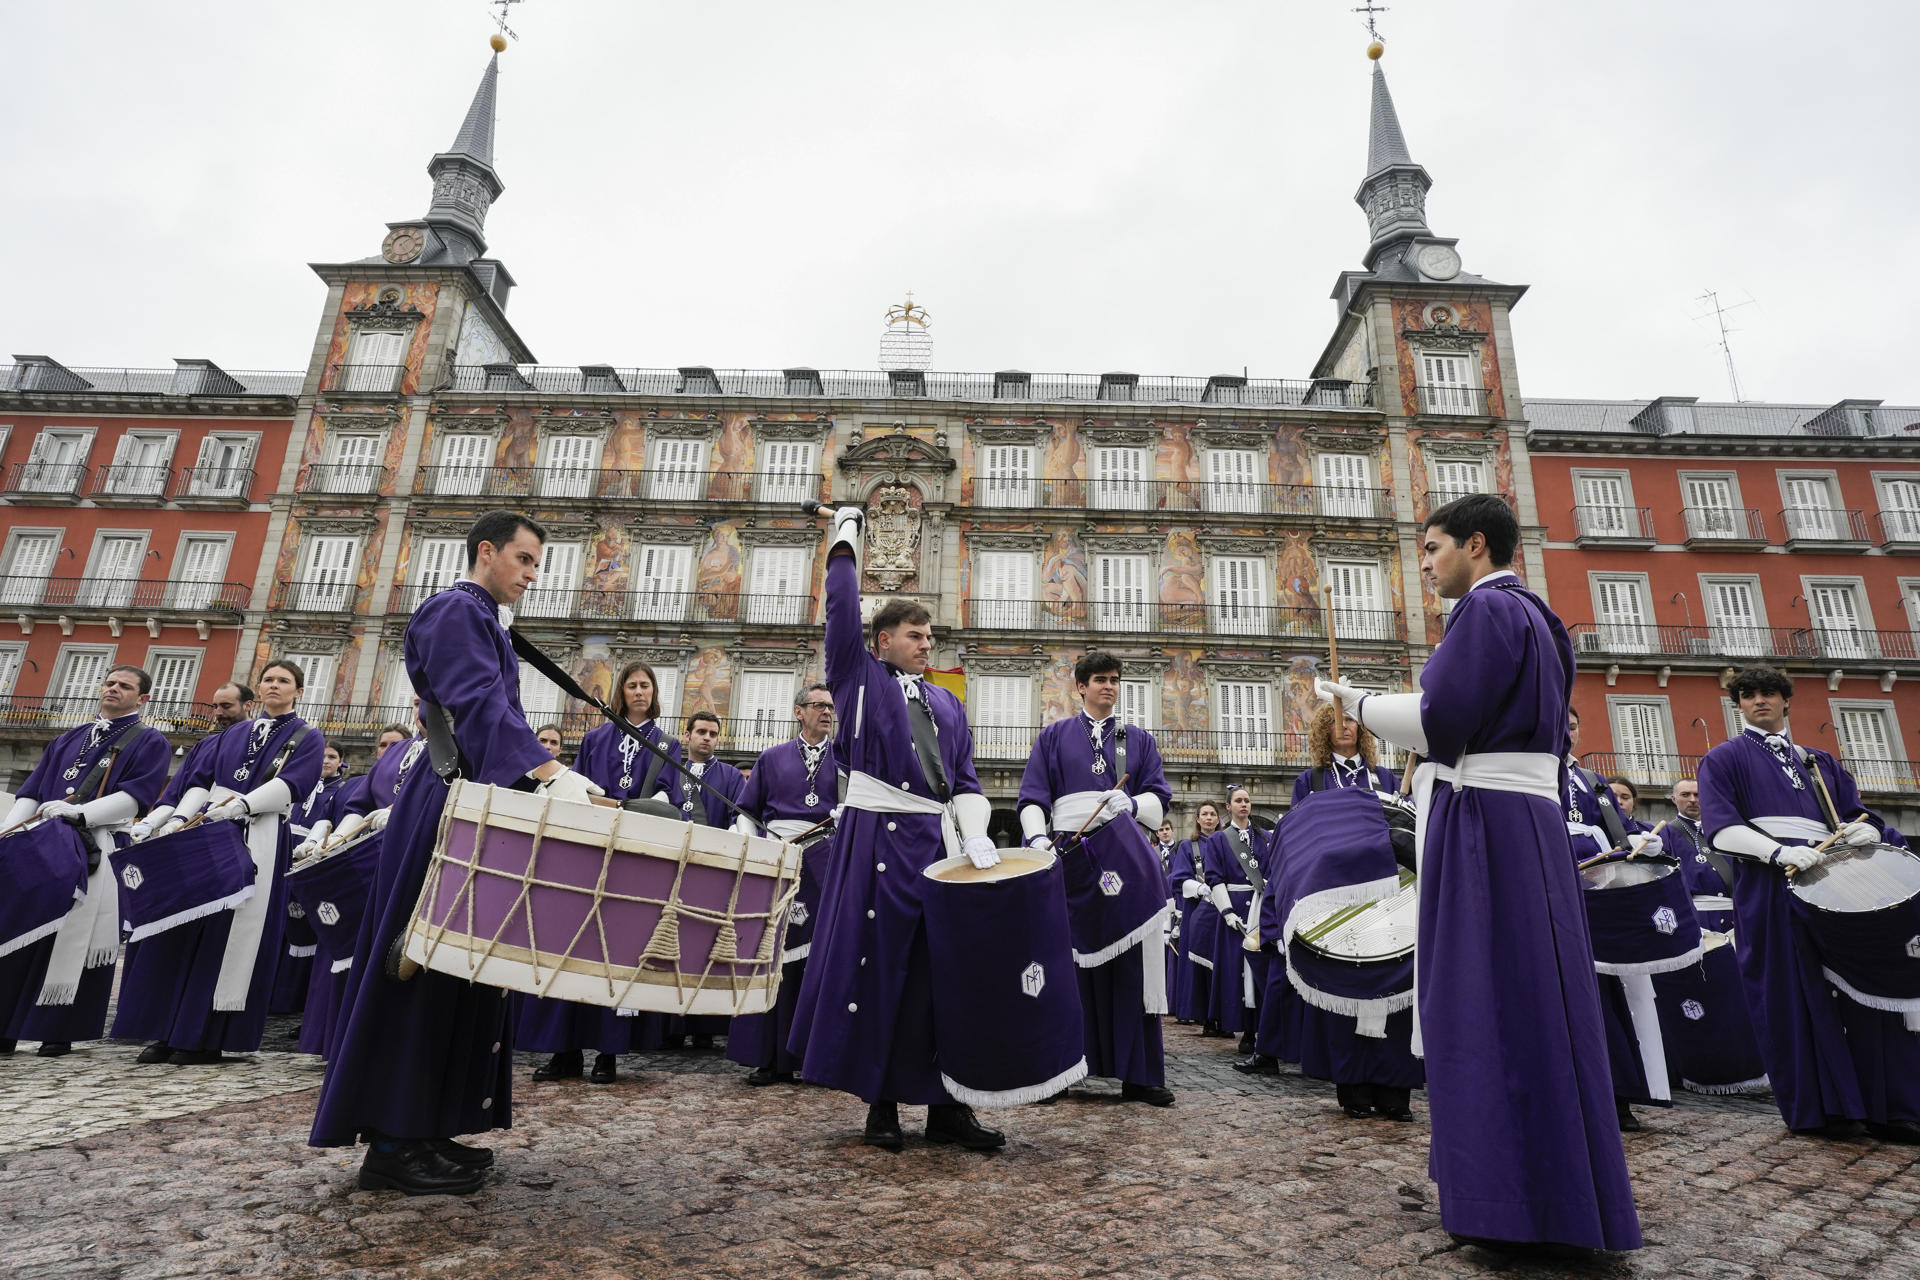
xmin=1336 ymin=1082 xmax=1411 ymax=1114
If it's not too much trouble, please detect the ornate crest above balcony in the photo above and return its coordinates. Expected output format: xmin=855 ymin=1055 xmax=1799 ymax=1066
xmin=1079 ymin=419 xmax=1161 ymax=448
xmin=962 ymin=420 xmax=1050 ymax=448
xmin=346 ymin=290 xmax=427 ymax=335
xmin=865 ymin=484 xmax=922 ymax=592
xmin=754 ymin=417 xmax=833 ymax=443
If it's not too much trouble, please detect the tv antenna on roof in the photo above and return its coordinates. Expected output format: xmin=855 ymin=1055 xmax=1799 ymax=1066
xmin=1693 ymin=289 xmax=1756 ymax=402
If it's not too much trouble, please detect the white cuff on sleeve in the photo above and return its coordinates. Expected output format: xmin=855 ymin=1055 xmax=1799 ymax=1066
xmin=1209 ymin=883 xmax=1234 ymax=914
xmin=173 ymin=788 xmax=211 ymax=821
xmin=77 ymin=791 xmax=139 ymax=827
xmin=952 ymin=791 xmax=991 ymax=842
xmin=1019 ymin=803 xmax=1050 ymax=843
xmin=242 ymin=777 xmax=296 ymax=818
xmin=1710 ymin=823 xmax=1787 ymax=862
xmin=1356 ymin=692 xmax=1430 ymax=756
xmin=1133 ymin=793 xmax=1165 ymax=831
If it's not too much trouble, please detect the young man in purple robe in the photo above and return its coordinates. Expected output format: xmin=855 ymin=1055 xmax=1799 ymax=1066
xmin=116 ymin=659 xmax=326 ymax=1065
xmin=1696 ymin=665 xmax=1920 ymax=1144
xmin=1318 ymin=493 xmax=1641 ymax=1254
xmin=0 ymin=665 xmax=171 ymax=1056
xmin=132 ymin=682 xmax=255 ymax=831
xmin=311 ymin=510 xmax=608 ymax=1195
xmin=789 ymin=503 xmax=1006 ymax=1153
xmin=662 ymin=712 xmax=747 ymax=829
xmin=1200 ymin=786 xmax=1275 ymax=1055
xmin=728 ymin=682 xmax=837 ymax=1085
xmin=1017 ymin=651 xmax=1175 ymax=1106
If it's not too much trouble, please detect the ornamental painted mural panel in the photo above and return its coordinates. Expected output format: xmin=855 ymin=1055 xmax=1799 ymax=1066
xmin=695 ymin=524 xmax=744 ymax=599
xmin=1271 ymin=425 xmax=1310 ymax=488
xmin=683 ymin=646 xmax=731 ymax=719
xmin=1160 ymin=529 xmax=1204 ymax=632
xmin=1040 ymin=529 xmax=1087 ymax=623
xmin=1157 ymin=422 xmax=1197 ymax=487
xmin=1164 ymin=649 xmax=1208 ymax=734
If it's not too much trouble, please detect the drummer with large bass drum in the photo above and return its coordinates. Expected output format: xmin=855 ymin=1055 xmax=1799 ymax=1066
xmin=311 ymin=510 xmax=607 ymax=1195
xmin=1695 ymin=665 xmax=1920 ymax=1143
xmin=0 ymin=665 xmax=171 ymax=1057
xmin=788 ymin=502 xmax=1008 ymax=1154
xmin=1017 ymin=651 xmax=1175 ymax=1107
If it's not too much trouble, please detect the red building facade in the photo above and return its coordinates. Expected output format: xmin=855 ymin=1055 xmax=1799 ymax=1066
xmin=1527 ymin=396 xmax=1920 ymax=826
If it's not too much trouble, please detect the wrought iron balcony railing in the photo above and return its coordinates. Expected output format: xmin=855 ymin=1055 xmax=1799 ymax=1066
xmin=275 ymin=579 xmax=359 ymax=613
xmin=0 ymin=576 xmax=249 ymax=612
xmin=2 ymin=461 xmax=88 ymax=499
xmin=393 ymin=582 xmax=817 ymax=627
xmin=1415 ymin=384 xmax=1492 ymax=417
xmin=963 ymin=598 xmax=1404 ymax=642
xmin=0 ymin=696 xmax=219 ymax=736
xmin=297 ymin=463 xmax=393 ymax=496
xmin=0 ymin=363 xmax=301 ymax=397
xmin=968 ymin=475 xmax=1393 ymax=519
xmin=89 ymin=464 xmax=173 ymax=500
xmin=323 ymin=363 xmax=406 ymax=395
xmin=1874 ymin=508 xmax=1920 ymax=548
xmin=1681 ymin=506 xmax=1768 ymax=545
xmin=1571 ymin=506 xmax=1656 ymax=543
xmin=1579 ymin=750 xmax=1920 ymax=797
xmin=1569 ymin=621 xmax=1920 ymax=664
xmin=1779 ymin=506 xmax=1871 ymax=546
xmin=974 ymin=726 xmax=1409 ymax=771
xmin=412 ymin=465 xmax=828 ymax=505
xmin=170 ymin=466 xmax=257 ymax=503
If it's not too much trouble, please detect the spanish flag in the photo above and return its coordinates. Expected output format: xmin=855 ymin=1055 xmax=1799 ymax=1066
xmin=925 ymin=667 xmax=966 ymax=702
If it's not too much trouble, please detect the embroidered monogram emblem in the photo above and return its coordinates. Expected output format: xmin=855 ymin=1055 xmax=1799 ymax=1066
xmin=1021 ymin=962 xmax=1046 ymax=999
xmin=1907 ymin=935 xmax=1920 ymax=960
xmin=1652 ymin=906 xmax=1678 ymax=936
xmin=1681 ymin=999 xmax=1705 ymax=1021
xmin=287 ymin=901 xmax=306 ymax=919
xmin=1099 ymin=870 xmax=1124 ymax=897
xmin=121 ymin=864 xmax=144 ymax=891
xmin=317 ymin=902 xmax=341 ymax=927
xmin=790 ymin=901 xmax=809 ymax=929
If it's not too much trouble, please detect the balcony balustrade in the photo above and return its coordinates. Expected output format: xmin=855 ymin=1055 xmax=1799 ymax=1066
xmin=171 ymin=466 xmax=256 ymax=505
xmin=2 ymin=461 xmax=88 ymax=501
xmin=975 ymin=726 xmax=1408 ymax=772
xmin=88 ymin=464 xmax=174 ymax=502
xmin=1780 ymin=506 xmax=1872 ymax=551
xmin=1415 ymin=385 xmax=1492 ymax=417
xmin=394 ymin=582 xmax=816 ymax=627
xmin=969 ymin=475 xmax=1393 ymax=519
xmin=1570 ymin=621 xmax=1920 ymax=664
xmin=297 ymin=463 xmax=393 ymax=496
xmin=0 ymin=576 xmax=248 ymax=613
xmin=0 ymin=695 xmax=219 ymax=736
xmin=275 ymin=579 xmax=359 ymax=613
xmin=411 ymin=465 xmax=828 ymax=506
xmin=1680 ymin=506 xmax=1768 ymax=548
xmin=323 ymin=363 xmax=406 ymax=395
xmin=1874 ymin=508 xmax=1920 ymax=551
xmin=963 ymin=598 xmax=1403 ymax=642
xmin=1571 ymin=505 xmax=1656 ymax=546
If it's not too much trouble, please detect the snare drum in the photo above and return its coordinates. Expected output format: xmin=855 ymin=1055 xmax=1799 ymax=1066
xmin=402 ymin=781 xmax=803 ymax=1017
xmin=1789 ymin=841 xmax=1920 ymax=1007
xmin=286 ymin=826 xmax=383 ymax=971
xmin=922 ymin=850 xmax=1087 ymax=1106
xmin=1287 ymin=869 xmax=1417 ymax=1019
xmin=1580 ymin=856 xmax=1703 ymax=977
xmin=1652 ymin=930 xmax=1769 ymax=1094
xmin=1059 ymin=817 xmax=1170 ymax=968
xmin=0 ymin=819 xmax=90 ymax=956
xmin=109 ymin=820 xmax=255 ymax=942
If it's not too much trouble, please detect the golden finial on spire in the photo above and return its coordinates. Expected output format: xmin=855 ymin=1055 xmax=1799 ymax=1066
xmin=1354 ymin=3 xmax=1388 ymax=59
xmin=490 ymin=32 xmax=508 ymax=52
xmin=1367 ymin=39 xmax=1384 ymax=60
xmin=489 ymin=0 xmax=520 ymax=52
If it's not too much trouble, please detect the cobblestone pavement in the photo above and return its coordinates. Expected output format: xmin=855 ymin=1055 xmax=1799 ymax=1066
xmin=3 ymin=1017 xmax=1919 ymax=1279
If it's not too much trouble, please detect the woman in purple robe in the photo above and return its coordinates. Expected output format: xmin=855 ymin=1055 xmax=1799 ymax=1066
xmin=1171 ymin=802 xmax=1221 ymax=1031
xmin=518 ymin=660 xmax=682 ymax=1083
xmin=0 ymin=664 xmax=171 ymax=1053
xmin=1200 ymin=786 xmax=1274 ymax=1049
xmin=1696 ymin=665 xmax=1920 ymax=1143
xmin=115 ymin=659 xmax=326 ymax=1064
xmin=1320 ymin=494 xmax=1640 ymax=1253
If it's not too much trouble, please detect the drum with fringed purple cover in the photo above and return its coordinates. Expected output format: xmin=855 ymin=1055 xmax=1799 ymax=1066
xmin=109 ymin=820 xmax=255 ymax=941
xmin=401 ymin=782 xmax=802 ymax=1017
xmin=0 ymin=819 xmax=91 ymax=957
xmin=1579 ymin=857 xmax=1705 ymax=977
xmin=1058 ymin=815 xmax=1172 ymax=969
xmin=921 ymin=850 xmax=1087 ymax=1106
xmin=286 ymin=829 xmax=382 ymax=972
xmin=1653 ymin=931 xmax=1769 ymax=1094
xmin=1788 ymin=842 xmax=1920 ymax=1009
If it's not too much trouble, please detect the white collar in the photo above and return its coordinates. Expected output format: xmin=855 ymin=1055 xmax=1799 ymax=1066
xmin=1467 ymin=569 xmax=1520 ymax=593
xmin=1333 ymin=753 xmax=1360 ymax=769
xmin=1743 ymin=723 xmax=1788 ymax=743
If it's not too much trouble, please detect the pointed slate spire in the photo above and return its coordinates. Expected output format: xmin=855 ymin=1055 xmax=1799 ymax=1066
xmin=1352 ymin=55 xmax=1432 ymax=267
xmin=1364 ymin=63 xmax=1415 ymax=177
xmin=420 ymin=53 xmax=506 ymax=263
xmin=446 ymin=54 xmax=499 ymax=168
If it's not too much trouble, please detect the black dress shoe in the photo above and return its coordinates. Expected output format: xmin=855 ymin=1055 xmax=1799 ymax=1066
xmin=589 ymin=1053 xmax=617 ymax=1084
xmin=691 ymin=1033 xmax=716 ymax=1050
xmin=1378 ymin=1106 xmax=1416 ymax=1122
xmin=1616 ymin=1101 xmax=1641 ymax=1132
xmin=1198 ymin=1021 xmax=1227 ymax=1039
xmin=926 ymin=1102 xmax=1006 ymax=1151
xmin=1121 ymin=1082 xmax=1175 ymax=1107
xmin=1236 ymin=1031 xmax=1257 ymax=1055
xmin=0 ymin=1039 xmax=16 ymax=1055
xmin=745 ymin=1066 xmax=793 ymax=1086
xmin=863 ymin=1101 xmax=904 ymax=1151
xmin=170 ymin=1049 xmax=225 ymax=1065
xmin=36 ymin=1042 xmax=73 ymax=1057
xmin=1232 ymin=1054 xmax=1279 ymax=1076
xmin=1794 ymin=1118 xmax=1866 ymax=1139
xmin=1866 ymin=1121 xmax=1920 ymax=1145
xmin=135 ymin=1042 xmax=172 ymax=1064
xmin=358 ymin=1140 xmax=485 ymax=1196
xmin=429 ymin=1137 xmax=495 ymax=1169
xmin=533 ymin=1050 xmax=583 ymax=1082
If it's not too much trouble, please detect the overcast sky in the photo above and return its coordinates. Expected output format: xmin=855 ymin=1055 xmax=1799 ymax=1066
xmin=4 ymin=1 xmax=1916 ymax=405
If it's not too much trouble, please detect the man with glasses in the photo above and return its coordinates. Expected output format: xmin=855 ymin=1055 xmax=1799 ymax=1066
xmin=729 ymin=684 xmax=837 ymax=1085
xmin=0 ymin=665 xmax=171 ymax=1056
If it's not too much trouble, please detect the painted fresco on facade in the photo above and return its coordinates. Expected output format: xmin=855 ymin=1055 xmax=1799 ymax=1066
xmin=1040 ymin=529 xmax=1087 ymax=620
xmin=1045 ymin=419 xmax=1084 ymax=484
xmin=1281 ymin=656 xmax=1320 ymax=737
xmin=1157 ymin=422 xmax=1197 ymax=488
xmin=1160 ymin=529 xmax=1204 ymax=629
xmin=1275 ymin=530 xmax=1320 ymax=620
xmin=1040 ymin=652 xmax=1080 ymax=723
xmin=683 ymin=646 xmax=731 ymax=719
xmin=695 ymin=524 xmax=744 ymax=599
xmin=320 ymin=282 xmax=441 ymax=398
xmin=1164 ymin=649 xmax=1208 ymax=734
xmin=572 ymin=639 xmax=614 ymax=708
xmin=715 ymin=413 xmax=754 ymax=476
xmin=1271 ymin=424 xmax=1311 ymax=488
xmin=1390 ymin=298 xmax=1507 ymax=419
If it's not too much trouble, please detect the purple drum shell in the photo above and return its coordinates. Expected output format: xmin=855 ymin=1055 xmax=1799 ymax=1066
xmin=406 ymin=785 xmax=797 ymax=1017
xmin=1059 ymin=817 xmax=1171 ymax=967
xmin=1582 ymin=862 xmax=1704 ymax=975
xmin=922 ymin=851 xmax=1087 ymax=1106
xmin=286 ymin=831 xmax=382 ymax=963
xmin=109 ymin=820 xmax=255 ymax=941
xmin=0 ymin=820 xmax=90 ymax=956
xmin=1653 ymin=934 xmax=1769 ymax=1093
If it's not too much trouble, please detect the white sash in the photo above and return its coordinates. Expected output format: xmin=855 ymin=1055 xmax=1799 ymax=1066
xmin=843 ymin=770 xmax=959 ymax=859
xmin=1048 ymin=790 xmax=1107 ymax=834
xmin=767 ymin=818 xmax=818 ymax=841
xmin=212 ymin=814 xmax=281 ymax=1012
xmin=37 ymin=828 xmax=122 ymax=1005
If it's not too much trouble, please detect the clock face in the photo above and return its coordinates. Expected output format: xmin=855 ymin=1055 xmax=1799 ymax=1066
xmin=1417 ymin=244 xmax=1461 ymax=281
xmin=382 ymin=226 xmax=425 ymax=264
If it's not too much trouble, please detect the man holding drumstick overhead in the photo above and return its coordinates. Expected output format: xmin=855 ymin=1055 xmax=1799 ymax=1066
xmin=311 ymin=510 xmax=605 ymax=1196
xmin=789 ymin=501 xmax=1007 ymax=1153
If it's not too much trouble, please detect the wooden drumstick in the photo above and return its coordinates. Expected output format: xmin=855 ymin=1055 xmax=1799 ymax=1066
xmin=1323 ymin=584 xmax=1340 ymax=683
xmin=1399 ymin=754 xmax=1419 ymax=796
xmin=1575 ymin=819 xmax=1669 ymax=870
xmin=1069 ymin=772 xmax=1130 ymax=846
xmin=1783 ymin=826 xmax=1849 ymax=879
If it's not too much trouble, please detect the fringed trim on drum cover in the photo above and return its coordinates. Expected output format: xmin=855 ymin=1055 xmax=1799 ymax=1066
xmin=124 ymin=886 xmax=257 ymax=944
xmin=941 ymin=1057 xmax=1089 ymax=1109
xmin=1682 ymin=1074 xmax=1771 ymax=1096
xmin=0 ymin=914 xmax=71 ymax=959
xmin=780 ymin=941 xmax=811 ymax=965
xmin=1283 ymin=953 xmax=1415 ymax=1021
xmin=288 ymin=943 xmax=318 ymax=959
xmin=330 ymin=956 xmax=354 ymax=974
xmin=35 ymin=980 xmax=80 ymax=1006
xmin=1189 ymin=953 xmax=1213 ymax=971
xmin=1593 ymin=939 xmax=1709 ymax=979
xmin=1278 ymin=874 xmax=1404 ymax=951
xmin=1821 ymin=967 xmax=1920 ymax=1024
xmin=1071 ymin=906 xmax=1171 ymax=970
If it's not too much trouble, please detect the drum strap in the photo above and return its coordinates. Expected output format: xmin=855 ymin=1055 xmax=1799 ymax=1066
xmin=637 ymin=737 xmax=669 ymax=801
xmin=1230 ymin=828 xmax=1266 ymax=897
xmin=261 ymin=726 xmax=312 ymax=787
xmin=65 ymin=748 xmax=121 ymax=872
xmin=421 ymin=700 xmax=464 ymax=780
xmin=1677 ymin=818 xmax=1739 ymax=890
xmin=1580 ymin=768 xmax=1631 ymax=847
xmin=1114 ymin=725 xmax=1127 ymax=789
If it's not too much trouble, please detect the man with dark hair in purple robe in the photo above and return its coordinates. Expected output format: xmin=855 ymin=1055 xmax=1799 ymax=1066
xmin=1319 ymin=493 xmax=1641 ymax=1254
xmin=1200 ymin=786 xmax=1274 ymax=1055
xmin=661 ymin=712 xmax=747 ymax=828
xmin=1017 ymin=651 xmax=1175 ymax=1106
xmin=788 ymin=503 xmax=1007 ymax=1153
xmin=311 ymin=509 xmax=609 ymax=1195
xmin=1696 ymin=665 xmax=1920 ymax=1144
xmin=728 ymin=682 xmax=837 ymax=1085
xmin=130 ymin=683 xmax=255 ymax=835
xmin=0 ymin=665 xmax=171 ymax=1056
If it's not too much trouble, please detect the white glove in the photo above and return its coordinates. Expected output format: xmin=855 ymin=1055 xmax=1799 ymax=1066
xmin=1771 ymin=845 xmax=1827 ymax=873
xmin=1313 ymin=677 xmax=1365 ymax=719
xmin=206 ymin=786 xmax=238 ymax=809
xmin=1626 ymin=833 xmax=1665 ymax=859
xmin=36 ymin=800 xmax=82 ymax=821
xmin=203 ymin=798 xmax=250 ymax=824
xmin=293 ymin=820 xmax=333 ymax=860
xmin=538 ymin=768 xmax=605 ymax=806
xmin=829 ymin=505 xmax=865 ymax=558
xmin=331 ymin=813 xmax=370 ymax=848
xmin=1838 ymin=821 xmax=1878 ymax=847
xmin=1026 ymin=835 xmax=1055 ymax=853
xmin=1223 ymin=912 xmax=1246 ymax=935
xmin=834 ymin=506 xmax=864 ymax=533
xmin=1086 ymin=789 xmax=1134 ymax=832
xmin=963 ymin=835 xmax=1001 ymax=869
xmin=365 ymin=807 xmax=390 ymax=834
xmin=127 ymin=819 xmax=156 ymax=843
xmin=1181 ymin=878 xmax=1206 ymax=901
xmin=154 ymin=816 xmax=189 ymax=838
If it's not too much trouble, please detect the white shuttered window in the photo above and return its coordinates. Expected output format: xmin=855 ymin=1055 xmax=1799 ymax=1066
xmin=1092 ymin=554 xmax=1150 ymax=632
xmin=746 ymin=546 xmax=809 ymax=624
xmin=520 ymin=543 xmax=582 ymax=618
xmin=1 ymin=533 xmax=57 ymax=606
xmin=974 ymin=551 xmax=1035 ymax=628
xmin=297 ymin=536 xmax=359 ymax=612
xmin=737 ymin=670 xmax=795 ymax=752
xmin=648 ymin=438 xmax=710 ymax=501
xmin=756 ymin=441 xmax=818 ymax=504
xmin=980 ymin=445 xmax=1036 ymax=508
xmin=537 ymin=435 xmax=601 ymax=499
xmin=971 ymin=675 xmax=1030 ymax=760
xmin=1593 ymin=576 xmax=1652 ymax=654
xmin=1216 ymin=681 xmax=1274 ymax=766
xmin=53 ymin=648 xmax=113 ymax=719
xmin=1316 ymin=453 xmax=1371 ymax=518
xmin=435 ymin=433 xmax=492 ymax=495
xmin=1208 ymin=449 xmax=1261 ymax=515
xmin=1608 ymin=700 xmax=1673 ymax=785
xmin=1704 ymin=578 xmax=1763 ymax=657
xmin=1211 ymin=556 xmax=1268 ymax=637
xmin=634 ymin=544 xmax=693 ymax=621
xmin=1090 ymin=447 xmax=1148 ymax=511
xmin=1325 ymin=560 xmax=1387 ymax=641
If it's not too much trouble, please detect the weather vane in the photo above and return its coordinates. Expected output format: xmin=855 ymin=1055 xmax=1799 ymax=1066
xmin=1352 ymin=2 xmax=1388 ymax=40
xmin=490 ymin=0 xmax=522 ymax=45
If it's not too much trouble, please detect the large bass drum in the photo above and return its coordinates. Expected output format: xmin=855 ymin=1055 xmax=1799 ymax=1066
xmin=1788 ymin=841 xmax=1920 ymax=1007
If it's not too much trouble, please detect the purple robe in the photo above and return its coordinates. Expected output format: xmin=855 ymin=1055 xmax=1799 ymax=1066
xmin=154 ymin=732 xmax=220 ymax=809
xmin=310 ymin=580 xmax=551 ymax=1146
xmin=1291 ymin=761 xmax=1398 ymax=803
xmin=112 ymin=712 xmax=324 ymax=1052
xmin=1155 ymin=839 xmax=1183 ymax=1015
xmin=1201 ymin=822 xmax=1273 ymax=1035
xmin=1170 ymin=838 xmax=1217 ymax=1021
xmin=789 ymin=549 xmax=986 ymax=1105
xmin=727 ymin=734 xmax=838 ymax=1074
xmin=1697 ymin=732 xmax=1920 ymax=1130
xmin=1017 ymin=717 xmax=1173 ymax=1087
xmin=660 ymin=755 xmax=747 ymax=829
xmin=1414 ymin=575 xmax=1640 ymax=1250
xmin=1 ymin=714 xmax=170 ymax=1043
xmin=292 ymin=773 xmax=347 ymax=839
xmin=516 ymin=719 xmax=686 ymax=1055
